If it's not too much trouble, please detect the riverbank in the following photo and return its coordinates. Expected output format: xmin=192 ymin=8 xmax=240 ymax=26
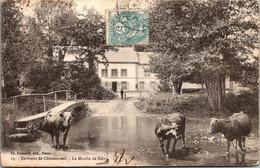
xmin=134 ymin=92 xmax=258 ymax=118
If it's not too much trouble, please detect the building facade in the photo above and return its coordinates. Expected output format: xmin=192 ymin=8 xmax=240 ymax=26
xmin=57 ymin=46 xmax=248 ymax=95
xmin=97 ymin=47 xmax=158 ymax=93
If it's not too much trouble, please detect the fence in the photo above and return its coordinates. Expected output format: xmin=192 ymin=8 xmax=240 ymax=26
xmin=9 ymin=90 xmax=77 ymax=112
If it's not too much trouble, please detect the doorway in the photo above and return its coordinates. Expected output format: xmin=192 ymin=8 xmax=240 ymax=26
xmin=112 ymin=82 xmax=117 ymax=92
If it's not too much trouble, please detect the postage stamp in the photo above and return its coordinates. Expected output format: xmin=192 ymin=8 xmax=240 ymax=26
xmin=106 ymin=10 xmax=148 ymax=45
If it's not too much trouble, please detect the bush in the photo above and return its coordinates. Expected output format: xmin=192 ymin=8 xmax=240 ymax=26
xmin=15 ymin=97 xmax=56 ymax=118
xmin=225 ymin=92 xmax=258 ymax=117
xmin=1 ymin=104 xmax=16 ymax=147
xmin=135 ymin=91 xmax=259 ymax=118
xmin=2 ymin=77 xmax=21 ymax=98
xmin=135 ymin=93 xmax=212 ymax=118
xmin=84 ymin=85 xmax=117 ymax=100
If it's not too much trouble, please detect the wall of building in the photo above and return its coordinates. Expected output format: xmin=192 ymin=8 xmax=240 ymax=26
xmin=98 ymin=62 xmax=159 ymax=92
xmin=137 ymin=64 xmax=158 ymax=92
xmin=98 ymin=62 xmax=138 ymax=92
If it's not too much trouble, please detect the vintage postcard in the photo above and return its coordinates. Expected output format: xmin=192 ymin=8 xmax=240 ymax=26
xmin=1 ymin=0 xmax=259 ymax=167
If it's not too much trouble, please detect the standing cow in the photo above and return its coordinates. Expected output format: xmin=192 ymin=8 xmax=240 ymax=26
xmin=209 ymin=111 xmax=251 ymax=156
xmin=41 ymin=111 xmax=75 ymax=150
xmin=155 ymin=113 xmax=186 ymax=157
xmin=228 ymin=111 xmax=252 ymax=149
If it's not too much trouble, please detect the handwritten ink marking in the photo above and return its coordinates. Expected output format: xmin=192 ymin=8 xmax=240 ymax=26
xmin=113 ymin=149 xmax=134 ymax=165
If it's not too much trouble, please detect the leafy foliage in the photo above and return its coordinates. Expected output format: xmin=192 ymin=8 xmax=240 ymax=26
xmin=25 ymin=62 xmax=64 ymax=93
xmin=135 ymin=93 xmax=212 ymax=118
xmin=2 ymin=3 xmax=116 ymax=98
xmin=1 ymin=0 xmax=24 ymax=97
xmin=68 ymin=9 xmax=116 ymax=71
xmin=136 ymin=91 xmax=258 ymax=118
xmin=149 ymin=0 xmax=259 ymax=111
xmin=1 ymin=104 xmax=16 ymax=147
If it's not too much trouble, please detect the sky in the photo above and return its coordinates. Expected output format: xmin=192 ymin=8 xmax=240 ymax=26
xmin=22 ymin=0 xmax=152 ymax=16
xmin=75 ymin=0 xmax=116 ymax=15
xmin=21 ymin=0 xmax=117 ymax=16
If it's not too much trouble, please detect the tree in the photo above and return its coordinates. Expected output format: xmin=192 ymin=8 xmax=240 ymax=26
xmin=1 ymin=0 xmax=24 ymax=98
xmin=60 ymin=60 xmax=101 ymax=98
xmin=149 ymin=0 xmax=259 ymax=111
xmin=21 ymin=4 xmax=78 ymax=92
xmin=188 ymin=0 xmax=258 ymax=111
xmin=30 ymin=4 xmax=77 ymax=61
xmin=25 ymin=63 xmax=64 ymax=93
xmin=149 ymin=0 xmax=202 ymax=95
xmin=69 ymin=8 xmax=115 ymax=73
xmin=149 ymin=51 xmax=200 ymax=94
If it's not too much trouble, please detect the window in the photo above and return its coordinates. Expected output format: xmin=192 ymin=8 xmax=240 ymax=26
xmin=144 ymin=70 xmax=150 ymax=77
xmin=140 ymin=82 xmax=144 ymax=89
xmin=151 ymin=82 xmax=156 ymax=89
xmin=111 ymin=69 xmax=118 ymax=77
xmin=101 ymin=69 xmax=108 ymax=77
xmin=121 ymin=82 xmax=127 ymax=89
xmin=121 ymin=69 xmax=127 ymax=77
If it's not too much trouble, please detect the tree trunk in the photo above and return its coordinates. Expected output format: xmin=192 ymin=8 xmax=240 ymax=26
xmin=173 ymin=80 xmax=182 ymax=95
xmin=221 ymin=72 xmax=226 ymax=105
xmin=202 ymin=71 xmax=217 ymax=111
xmin=2 ymin=66 xmax=7 ymax=99
xmin=88 ymin=56 xmax=95 ymax=73
xmin=202 ymin=70 xmax=226 ymax=112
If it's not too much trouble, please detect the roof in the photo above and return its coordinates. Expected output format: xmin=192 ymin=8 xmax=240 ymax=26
xmin=105 ymin=47 xmax=139 ymax=63
xmin=56 ymin=46 xmax=153 ymax=64
xmin=136 ymin=52 xmax=153 ymax=64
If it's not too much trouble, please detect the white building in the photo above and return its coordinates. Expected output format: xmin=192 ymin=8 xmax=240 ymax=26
xmin=97 ymin=47 xmax=159 ymax=93
xmin=58 ymin=46 xmax=248 ymax=95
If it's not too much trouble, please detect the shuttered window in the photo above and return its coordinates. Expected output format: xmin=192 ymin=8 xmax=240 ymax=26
xmin=121 ymin=69 xmax=127 ymax=77
xmin=101 ymin=69 xmax=108 ymax=77
xmin=140 ymin=82 xmax=145 ymax=89
xmin=121 ymin=82 xmax=127 ymax=89
xmin=111 ymin=69 xmax=118 ymax=77
xmin=144 ymin=70 xmax=150 ymax=77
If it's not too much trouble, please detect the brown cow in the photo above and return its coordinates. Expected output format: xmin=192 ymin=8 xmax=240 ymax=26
xmin=228 ymin=111 xmax=252 ymax=149
xmin=155 ymin=113 xmax=186 ymax=157
xmin=41 ymin=111 xmax=75 ymax=150
xmin=209 ymin=111 xmax=251 ymax=156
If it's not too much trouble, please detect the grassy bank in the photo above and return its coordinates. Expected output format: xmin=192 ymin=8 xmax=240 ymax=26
xmin=1 ymin=104 xmax=18 ymax=147
xmin=135 ymin=92 xmax=258 ymax=118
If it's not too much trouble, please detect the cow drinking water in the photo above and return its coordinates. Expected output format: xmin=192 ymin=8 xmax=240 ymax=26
xmin=209 ymin=111 xmax=251 ymax=156
xmin=155 ymin=113 xmax=186 ymax=157
xmin=41 ymin=111 xmax=75 ymax=150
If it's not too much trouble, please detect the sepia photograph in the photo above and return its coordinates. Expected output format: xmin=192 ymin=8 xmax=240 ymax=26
xmin=1 ymin=0 xmax=259 ymax=166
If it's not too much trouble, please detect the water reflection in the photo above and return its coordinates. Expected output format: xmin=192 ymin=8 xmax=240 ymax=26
xmin=67 ymin=115 xmax=254 ymax=166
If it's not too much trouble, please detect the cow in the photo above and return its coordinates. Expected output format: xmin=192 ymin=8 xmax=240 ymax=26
xmin=228 ymin=111 xmax=252 ymax=149
xmin=209 ymin=111 xmax=251 ymax=156
xmin=41 ymin=111 xmax=75 ymax=150
xmin=155 ymin=113 xmax=186 ymax=157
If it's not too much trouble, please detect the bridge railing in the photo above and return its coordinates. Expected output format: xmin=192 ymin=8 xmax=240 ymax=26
xmin=9 ymin=90 xmax=77 ymax=111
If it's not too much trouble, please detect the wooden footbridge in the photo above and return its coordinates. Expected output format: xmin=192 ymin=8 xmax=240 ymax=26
xmin=8 ymin=90 xmax=86 ymax=141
